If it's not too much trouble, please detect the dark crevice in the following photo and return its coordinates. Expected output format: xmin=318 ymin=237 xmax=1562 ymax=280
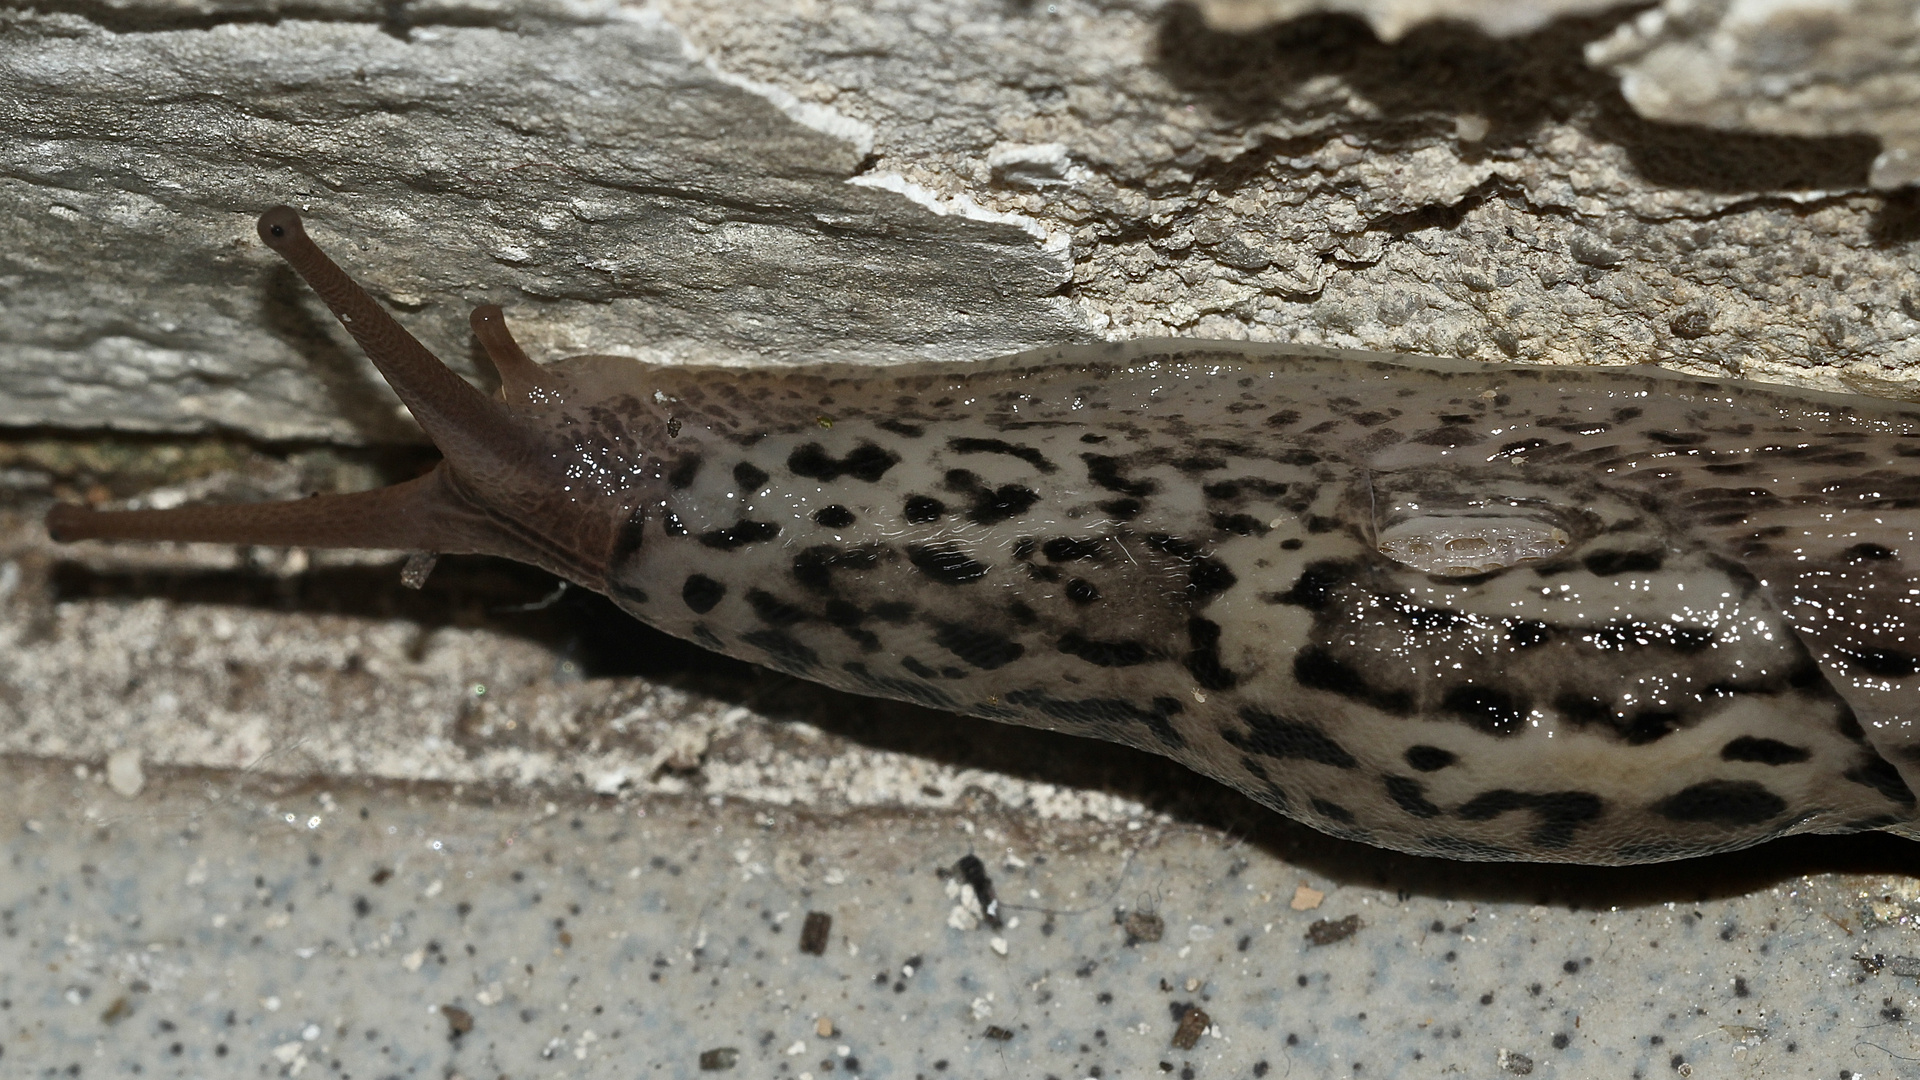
xmin=22 ymin=0 xmax=568 ymax=36
xmin=1154 ymin=4 xmax=1877 ymax=196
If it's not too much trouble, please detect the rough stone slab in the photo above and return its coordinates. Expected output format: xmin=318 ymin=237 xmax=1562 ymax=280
xmin=4 ymin=0 xmax=1920 ymax=447
xmin=0 ymin=4 xmax=1079 ymax=442
xmin=1589 ymin=0 xmax=1920 ymax=190
xmin=657 ymin=0 xmax=1919 ymax=393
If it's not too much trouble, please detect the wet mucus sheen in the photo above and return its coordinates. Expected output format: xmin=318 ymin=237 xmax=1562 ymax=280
xmin=47 ymin=208 xmax=1920 ymax=864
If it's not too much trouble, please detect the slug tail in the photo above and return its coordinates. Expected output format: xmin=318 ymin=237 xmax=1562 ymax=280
xmin=47 ymin=472 xmax=467 ymax=553
xmin=254 ymin=207 xmax=524 ymax=475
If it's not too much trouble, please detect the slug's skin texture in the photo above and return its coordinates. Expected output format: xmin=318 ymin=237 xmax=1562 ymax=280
xmin=47 ymin=209 xmax=1920 ymax=864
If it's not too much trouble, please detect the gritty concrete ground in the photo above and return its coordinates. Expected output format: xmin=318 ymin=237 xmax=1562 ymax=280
xmin=9 ymin=748 xmax=1920 ymax=1078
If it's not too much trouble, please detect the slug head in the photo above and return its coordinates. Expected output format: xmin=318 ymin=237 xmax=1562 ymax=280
xmin=46 ymin=206 xmax=632 ymax=592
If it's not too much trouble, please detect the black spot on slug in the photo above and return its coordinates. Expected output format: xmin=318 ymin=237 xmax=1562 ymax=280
xmin=906 ymin=543 xmax=991 ymax=585
xmin=1082 ymin=454 xmax=1156 ymax=498
xmin=968 ymin=484 xmax=1041 ymax=525
xmin=741 ymin=629 xmax=820 ymax=673
xmin=1295 ymin=648 xmax=1412 ymax=713
xmin=933 ymin=623 xmax=1025 ymax=670
xmin=1384 ymin=775 xmax=1441 ymax=818
xmin=813 ymin=505 xmax=855 ymax=528
xmin=1719 ymin=736 xmax=1810 ymax=765
xmin=699 ymin=520 xmax=780 ymax=550
xmin=947 ymin=437 xmax=1058 ymax=474
xmin=870 ymin=601 xmax=914 ymax=623
xmin=681 ymin=574 xmax=726 ymax=614
xmin=1404 ymin=745 xmax=1457 ymax=772
xmin=1645 ymin=430 xmax=1710 ymax=446
xmin=745 ymin=588 xmax=809 ymax=627
xmin=1442 ymin=685 xmax=1527 ymax=737
xmin=733 ymin=462 xmax=770 ymax=493
xmin=788 ymin=441 xmax=900 ymax=483
xmin=1581 ymin=549 xmax=1664 ymax=576
xmin=823 ymin=599 xmax=864 ymax=627
xmin=903 ymin=495 xmax=945 ymax=524
xmin=1506 ymin=620 xmax=1550 ymax=647
xmin=1065 ymin=578 xmax=1100 ymax=604
xmin=1004 ymin=690 xmax=1186 ymax=750
xmin=877 ymin=419 xmax=925 ymax=438
xmin=667 ymin=455 xmax=702 ymax=489
xmin=1226 ymin=707 xmax=1358 ymax=769
xmin=1143 ymin=533 xmax=1236 ymax=601
xmin=1098 ymin=497 xmax=1143 ymax=521
xmin=1554 ymin=692 xmax=1612 ymax=726
xmin=1202 ymin=478 xmax=1289 ymax=501
xmin=1456 ymin=790 xmax=1603 ymax=849
xmin=1042 ymin=537 xmax=1103 ymax=563
xmin=1185 ymin=617 xmax=1237 ymax=691
xmin=1274 ymin=561 xmax=1350 ymax=610
xmin=1652 ymin=780 xmax=1785 ymax=825
xmin=1490 ymin=438 xmax=1551 ymax=460
xmin=1410 ymin=425 xmax=1483 ymax=448
xmin=1846 ymin=757 xmax=1917 ymax=806
xmin=1056 ymin=633 xmax=1152 ymax=668
xmin=842 ymin=661 xmax=955 ymax=710
xmin=1311 ymin=798 xmax=1355 ymax=824
xmin=609 ymin=512 xmax=645 ymax=569
xmin=1623 ymin=711 xmax=1680 ymax=745
xmin=1837 ymin=646 xmax=1920 ymax=678
xmin=1211 ymin=512 xmax=1269 ymax=537
xmin=1668 ymin=627 xmax=1716 ymax=652
xmin=791 ymin=544 xmax=880 ymax=591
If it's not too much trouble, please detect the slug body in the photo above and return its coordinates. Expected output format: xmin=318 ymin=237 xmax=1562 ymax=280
xmin=48 ymin=209 xmax=1920 ymax=864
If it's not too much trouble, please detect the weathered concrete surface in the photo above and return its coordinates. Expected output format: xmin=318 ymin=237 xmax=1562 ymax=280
xmin=1589 ymin=0 xmax=1920 ymax=190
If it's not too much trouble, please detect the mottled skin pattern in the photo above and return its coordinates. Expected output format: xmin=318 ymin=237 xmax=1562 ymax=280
xmin=48 ymin=210 xmax=1920 ymax=865
xmin=526 ymin=342 xmax=1920 ymax=864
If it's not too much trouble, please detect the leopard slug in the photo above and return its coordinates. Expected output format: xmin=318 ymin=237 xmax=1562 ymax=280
xmin=46 ymin=207 xmax=1920 ymax=864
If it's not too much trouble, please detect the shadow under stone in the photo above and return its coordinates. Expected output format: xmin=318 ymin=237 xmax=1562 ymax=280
xmin=1153 ymin=3 xmax=1879 ymax=197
